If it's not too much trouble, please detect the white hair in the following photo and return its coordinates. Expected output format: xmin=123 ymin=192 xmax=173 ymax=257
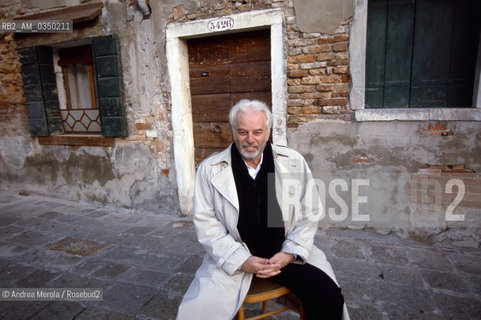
xmin=228 ymin=99 xmax=273 ymax=134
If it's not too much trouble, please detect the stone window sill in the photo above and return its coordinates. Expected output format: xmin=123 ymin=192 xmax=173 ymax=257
xmin=38 ymin=135 xmax=115 ymax=147
xmin=354 ymin=108 xmax=481 ymax=122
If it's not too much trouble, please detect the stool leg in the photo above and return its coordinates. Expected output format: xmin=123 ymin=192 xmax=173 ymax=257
xmin=238 ymin=304 xmax=245 ymax=320
xmin=299 ymin=302 xmax=306 ymax=320
xmin=262 ymin=301 xmax=267 ymax=314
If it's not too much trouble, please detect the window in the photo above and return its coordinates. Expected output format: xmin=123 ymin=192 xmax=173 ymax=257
xmin=19 ymin=35 xmax=127 ymax=138
xmin=56 ymin=45 xmax=101 ymax=134
xmin=365 ymin=0 xmax=481 ymax=109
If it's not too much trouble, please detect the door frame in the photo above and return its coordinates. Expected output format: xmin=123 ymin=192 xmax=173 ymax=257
xmin=166 ymin=9 xmax=287 ymax=215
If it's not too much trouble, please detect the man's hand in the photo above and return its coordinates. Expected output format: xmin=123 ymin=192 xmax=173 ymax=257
xmin=267 ymin=252 xmax=295 ymax=270
xmin=240 ymin=256 xmax=281 ymax=278
xmin=241 ymin=252 xmax=294 ymax=278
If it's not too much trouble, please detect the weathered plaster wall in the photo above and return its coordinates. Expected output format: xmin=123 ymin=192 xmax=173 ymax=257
xmin=0 ymin=0 xmax=179 ymax=213
xmin=288 ymin=120 xmax=481 ymax=247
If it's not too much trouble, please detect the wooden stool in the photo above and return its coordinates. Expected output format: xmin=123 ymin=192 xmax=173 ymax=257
xmin=237 ymin=278 xmax=305 ymax=320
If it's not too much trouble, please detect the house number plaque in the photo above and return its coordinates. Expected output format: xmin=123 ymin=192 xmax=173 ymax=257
xmin=207 ymin=18 xmax=234 ymax=32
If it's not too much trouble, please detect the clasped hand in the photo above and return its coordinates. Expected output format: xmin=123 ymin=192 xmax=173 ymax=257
xmin=240 ymin=252 xmax=294 ymax=278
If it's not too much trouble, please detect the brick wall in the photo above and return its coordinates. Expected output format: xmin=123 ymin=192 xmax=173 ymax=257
xmin=406 ymin=164 xmax=481 ymax=214
xmin=168 ymin=0 xmax=353 ymax=131
xmin=0 ymin=33 xmax=28 ymax=137
xmin=286 ymin=21 xmax=352 ymax=129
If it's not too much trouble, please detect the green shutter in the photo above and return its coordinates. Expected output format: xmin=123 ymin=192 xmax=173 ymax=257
xmin=92 ymin=35 xmax=127 ymax=137
xmin=411 ymin=0 xmax=480 ymax=108
xmin=366 ymin=0 xmax=481 ymax=109
xmin=410 ymin=0 xmax=454 ymax=108
xmin=366 ymin=0 xmax=414 ymax=109
xmin=383 ymin=0 xmax=414 ymax=108
xmin=365 ymin=0 xmax=387 ymax=108
xmin=19 ymin=46 xmax=63 ymax=136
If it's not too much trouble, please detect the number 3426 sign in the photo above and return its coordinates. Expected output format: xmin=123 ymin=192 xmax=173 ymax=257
xmin=207 ymin=18 xmax=234 ymax=32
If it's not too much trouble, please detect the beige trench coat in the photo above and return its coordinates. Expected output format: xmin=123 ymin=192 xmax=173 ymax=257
xmin=177 ymin=144 xmax=349 ymax=320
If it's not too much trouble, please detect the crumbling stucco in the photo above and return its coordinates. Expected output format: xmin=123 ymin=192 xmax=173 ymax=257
xmin=293 ymin=0 xmax=354 ymax=34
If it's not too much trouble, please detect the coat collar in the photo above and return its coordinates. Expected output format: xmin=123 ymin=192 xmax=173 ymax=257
xmin=209 ymin=143 xmax=289 ymax=212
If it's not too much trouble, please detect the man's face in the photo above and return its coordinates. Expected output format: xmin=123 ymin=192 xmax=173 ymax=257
xmin=234 ymin=109 xmax=270 ymax=162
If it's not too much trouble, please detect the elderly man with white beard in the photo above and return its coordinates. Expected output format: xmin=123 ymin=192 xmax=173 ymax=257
xmin=177 ymin=99 xmax=349 ymax=320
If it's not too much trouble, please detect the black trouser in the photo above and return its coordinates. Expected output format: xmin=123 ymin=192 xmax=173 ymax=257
xmin=272 ymin=263 xmax=344 ymax=320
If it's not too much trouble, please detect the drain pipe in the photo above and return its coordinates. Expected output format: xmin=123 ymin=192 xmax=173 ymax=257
xmin=135 ymin=0 xmax=151 ymax=18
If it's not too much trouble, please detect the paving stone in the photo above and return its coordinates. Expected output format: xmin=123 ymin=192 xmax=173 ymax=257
xmin=163 ymin=272 xmax=195 ymax=294
xmin=124 ymin=225 xmax=156 ymax=235
xmin=116 ymin=266 xmax=170 ymax=288
xmin=74 ymin=307 xmax=135 ymax=320
xmin=368 ymin=243 xmax=410 ymax=266
xmin=49 ymin=238 xmax=110 ymax=257
xmin=420 ymin=270 xmax=470 ymax=293
xmin=87 ymin=209 xmax=111 ymax=218
xmin=375 ymin=264 xmax=425 ymax=288
xmin=346 ymin=304 xmax=383 ymax=320
xmin=13 ymin=248 xmax=61 ymax=267
xmin=384 ymin=306 xmax=444 ymax=320
xmin=26 ymin=301 xmax=84 ymax=320
xmin=138 ymin=289 xmax=183 ymax=320
xmin=0 ymin=301 xmax=49 ymax=320
xmin=448 ymin=251 xmax=481 ymax=275
xmin=15 ymin=269 xmax=60 ymax=288
xmin=12 ymin=217 xmax=46 ymax=228
xmin=0 ymin=225 xmax=25 ymax=238
xmin=99 ymin=246 xmax=184 ymax=271
xmin=0 ymin=262 xmax=36 ymax=287
xmin=0 ymin=242 xmax=28 ymax=258
xmin=406 ymin=247 xmax=455 ymax=272
xmin=336 ymin=277 xmax=372 ymax=305
xmin=72 ymin=259 xmax=104 ymax=276
xmin=0 ymin=194 xmax=18 ymax=204
xmin=0 ymin=214 xmax=24 ymax=226
xmin=45 ymin=272 xmax=112 ymax=292
xmin=330 ymin=238 xmax=367 ymax=260
xmin=175 ymin=254 xmax=203 ymax=273
xmin=434 ymin=293 xmax=481 ymax=319
xmin=6 ymin=231 xmax=61 ymax=247
xmin=328 ymin=256 xmax=384 ymax=282
xmin=38 ymin=211 xmax=65 ymax=220
xmin=371 ymin=282 xmax=439 ymax=316
xmin=45 ymin=253 xmax=83 ymax=270
xmin=90 ymin=262 xmax=131 ymax=280
xmin=465 ymin=274 xmax=481 ymax=298
xmin=99 ymin=282 xmax=157 ymax=315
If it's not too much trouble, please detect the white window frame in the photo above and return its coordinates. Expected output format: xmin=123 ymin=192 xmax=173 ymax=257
xmin=350 ymin=0 xmax=481 ymax=121
xmin=166 ymin=9 xmax=287 ymax=215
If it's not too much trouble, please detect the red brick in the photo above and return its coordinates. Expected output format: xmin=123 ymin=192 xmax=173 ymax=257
xmin=332 ymin=91 xmax=349 ymax=98
xmin=288 ymin=70 xmax=309 ymax=78
xmin=333 ymin=66 xmax=348 ymax=74
xmin=332 ymin=42 xmax=348 ymax=52
xmin=317 ymin=84 xmax=336 ymax=92
xmin=459 ymin=200 xmax=481 ymax=208
xmin=302 ymin=106 xmax=322 ymax=114
xmin=288 ymin=55 xmax=317 ymax=63
xmin=135 ymin=122 xmax=152 ymax=130
xmin=317 ymin=52 xmax=336 ymax=62
xmin=320 ymin=75 xmax=341 ymax=84
xmin=328 ymin=60 xmax=349 ymax=66
xmin=302 ymin=45 xmax=331 ymax=54
xmin=288 ymin=85 xmax=316 ymax=93
xmin=287 ymin=107 xmax=302 ymax=115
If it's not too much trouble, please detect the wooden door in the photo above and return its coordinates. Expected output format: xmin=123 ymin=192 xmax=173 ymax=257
xmin=188 ymin=29 xmax=271 ymax=164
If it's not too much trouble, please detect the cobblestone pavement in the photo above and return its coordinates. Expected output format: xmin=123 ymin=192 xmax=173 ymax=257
xmin=0 ymin=192 xmax=479 ymax=320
